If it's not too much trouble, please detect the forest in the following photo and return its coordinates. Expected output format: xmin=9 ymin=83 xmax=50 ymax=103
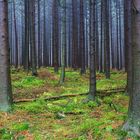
xmin=0 ymin=0 xmax=139 ymax=139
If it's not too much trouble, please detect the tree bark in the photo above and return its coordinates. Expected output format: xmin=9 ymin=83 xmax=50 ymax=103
xmin=80 ymin=0 xmax=86 ymax=75
xmin=123 ymin=0 xmax=140 ymax=136
xmin=52 ymin=0 xmax=59 ymax=73
xmin=72 ymin=0 xmax=78 ymax=69
xmin=29 ymin=0 xmax=37 ymax=76
xmin=88 ymin=0 xmax=96 ymax=100
xmin=124 ymin=0 xmax=132 ymax=95
xmin=38 ymin=0 xmax=42 ymax=68
xmin=104 ymin=0 xmax=110 ymax=79
xmin=13 ymin=0 xmax=18 ymax=68
xmin=43 ymin=0 xmax=48 ymax=67
xmin=60 ymin=0 xmax=66 ymax=84
xmin=0 ymin=0 xmax=13 ymax=111
xmin=24 ymin=0 xmax=29 ymax=72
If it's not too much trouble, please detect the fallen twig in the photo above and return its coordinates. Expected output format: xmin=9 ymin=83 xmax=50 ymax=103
xmin=14 ymin=88 xmax=126 ymax=103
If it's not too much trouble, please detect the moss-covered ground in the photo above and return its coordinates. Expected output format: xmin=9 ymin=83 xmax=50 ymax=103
xmin=0 ymin=68 xmax=134 ymax=140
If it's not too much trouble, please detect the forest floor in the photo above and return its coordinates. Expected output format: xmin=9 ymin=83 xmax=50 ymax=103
xmin=0 ymin=67 xmax=135 ymax=140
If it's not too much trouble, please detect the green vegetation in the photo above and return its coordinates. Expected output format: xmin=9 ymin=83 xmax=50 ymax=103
xmin=0 ymin=68 xmax=131 ymax=140
xmin=13 ymin=76 xmax=45 ymax=89
xmin=0 ymin=122 xmax=29 ymax=140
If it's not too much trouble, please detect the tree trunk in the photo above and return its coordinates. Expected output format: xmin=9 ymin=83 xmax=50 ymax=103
xmin=116 ymin=0 xmax=119 ymax=70
xmin=124 ymin=0 xmax=132 ymax=95
xmin=80 ymin=0 xmax=86 ymax=75
xmin=123 ymin=0 xmax=140 ymax=136
xmin=52 ymin=0 xmax=59 ymax=73
xmin=29 ymin=0 xmax=37 ymax=76
xmin=60 ymin=0 xmax=66 ymax=84
xmin=13 ymin=0 xmax=18 ymax=68
xmin=38 ymin=0 xmax=42 ymax=68
xmin=72 ymin=0 xmax=78 ymax=69
xmin=43 ymin=0 xmax=48 ymax=67
xmin=0 ymin=0 xmax=12 ymax=111
xmin=104 ymin=0 xmax=110 ymax=79
xmin=88 ymin=0 xmax=96 ymax=100
xmin=100 ymin=0 xmax=103 ymax=73
xmin=24 ymin=0 xmax=29 ymax=72
xmin=95 ymin=0 xmax=99 ymax=71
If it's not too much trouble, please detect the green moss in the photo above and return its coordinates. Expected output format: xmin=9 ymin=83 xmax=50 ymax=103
xmin=0 ymin=128 xmax=13 ymax=140
xmin=47 ymin=103 xmax=64 ymax=112
xmin=13 ymin=76 xmax=45 ymax=89
xmin=8 ymin=68 xmax=129 ymax=139
xmin=47 ymin=98 xmax=85 ymax=114
xmin=12 ymin=122 xmax=29 ymax=132
xmin=103 ymin=97 xmax=112 ymax=104
xmin=105 ymin=125 xmax=113 ymax=132
xmin=75 ymin=118 xmax=103 ymax=139
xmin=97 ymin=79 xmax=126 ymax=90
xmin=14 ymin=99 xmax=47 ymax=113
xmin=87 ymin=101 xmax=98 ymax=108
xmin=0 ymin=123 xmax=29 ymax=140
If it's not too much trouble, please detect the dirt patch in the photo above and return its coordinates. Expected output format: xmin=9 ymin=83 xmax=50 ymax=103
xmin=13 ymin=86 xmax=48 ymax=100
xmin=13 ymin=82 xmax=64 ymax=100
xmin=38 ymin=70 xmax=58 ymax=81
xmin=90 ymin=111 xmax=102 ymax=118
xmin=96 ymin=74 xmax=104 ymax=80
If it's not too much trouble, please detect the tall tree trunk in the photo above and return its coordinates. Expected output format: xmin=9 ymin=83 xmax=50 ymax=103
xmin=110 ymin=1 xmax=114 ymax=69
xmin=21 ymin=4 xmax=25 ymax=66
xmin=43 ymin=0 xmax=48 ymax=67
xmin=60 ymin=0 xmax=66 ymax=84
xmin=38 ymin=0 xmax=41 ymax=67
xmin=72 ymin=0 xmax=78 ymax=69
xmin=9 ymin=0 xmax=13 ymax=65
xmin=100 ymin=1 xmax=103 ymax=73
xmin=13 ymin=0 xmax=18 ymax=68
xmin=95 ymin=0 xmax=99 ymax=71
xmin=119 ymin=0 xmax=122 ymax=70
xmin=24 ymin=0 xmax=29 ymax=72
xmin=80 ymin=0 xmax=86 ymax=74
xmin=0 ymin=0 xmax=12 ymax=111
xmin=88 ymin=0 xmax=96 ymax=100
xmin=29 ymin=0 xmax=37 ymax=76
xmin=116 ymin=0 xmax=119 ymax=70
xmin=123 ymin=0 xmax=140 ymax=136
xmin=52 ymin=0 xmax=59 ymax=73
xmin=124 ymin=0 xmax=132 ymax=95
xmin=104 ymin=0 xmax=110 ymax=79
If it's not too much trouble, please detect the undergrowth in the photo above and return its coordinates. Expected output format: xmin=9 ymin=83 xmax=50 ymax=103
xmin=13 ymin=76 xmax=45 ymax=89
xmin=0 ymin=68 xmax=130 ymax=140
